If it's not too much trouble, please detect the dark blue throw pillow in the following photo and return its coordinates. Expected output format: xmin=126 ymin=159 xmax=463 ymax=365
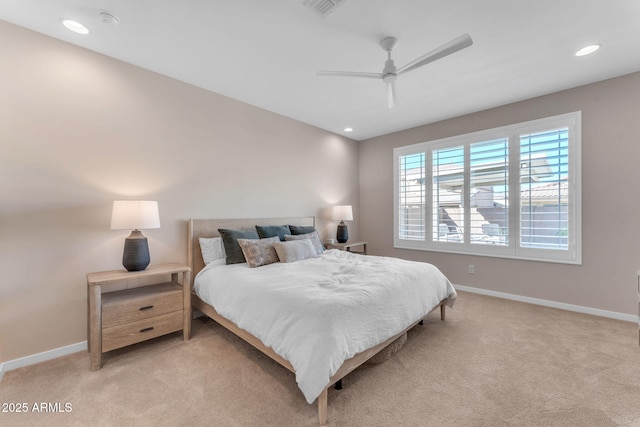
xmin=288 ymin=225 xmax=316 ymax=235
xmin=255 ymin=225 xmax=291 ymax=241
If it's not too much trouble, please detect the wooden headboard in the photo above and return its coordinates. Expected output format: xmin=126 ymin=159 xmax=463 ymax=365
xmin=188 ymin=217 xmax=316 ymax=286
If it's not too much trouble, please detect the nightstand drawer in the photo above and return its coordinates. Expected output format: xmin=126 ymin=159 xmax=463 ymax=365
xmin=102 ymin=310 xmax=183 ymax=352
xmin=102 ymin=283 xmax=183 ymax=328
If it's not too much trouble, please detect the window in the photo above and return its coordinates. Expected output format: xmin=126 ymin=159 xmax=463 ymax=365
xmin=394 ymin=112 xmax=581 ymax=264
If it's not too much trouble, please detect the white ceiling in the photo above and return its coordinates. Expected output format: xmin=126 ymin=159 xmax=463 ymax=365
xmin=1 ymin=0 xmax=639 ymax=141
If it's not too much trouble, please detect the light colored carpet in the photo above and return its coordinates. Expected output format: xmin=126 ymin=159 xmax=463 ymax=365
xmin=2 ymin=291 xmax=640 ymax=426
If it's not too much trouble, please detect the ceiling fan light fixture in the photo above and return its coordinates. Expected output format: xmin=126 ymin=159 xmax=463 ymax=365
xmin=575 ymin=44 xmax=600 ymax=57
xmin=382 ymin=73 xmax=397 ymax=84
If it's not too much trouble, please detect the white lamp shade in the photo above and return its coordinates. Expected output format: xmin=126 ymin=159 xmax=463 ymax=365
xmin=110 ymin=200 xmax=160 ymax=230
xmin=331 ymin=205 xmax=353 ymax=221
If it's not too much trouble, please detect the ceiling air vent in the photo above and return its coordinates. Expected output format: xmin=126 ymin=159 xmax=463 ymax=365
xmin=302 ymin=0 xmax=348 ymax=18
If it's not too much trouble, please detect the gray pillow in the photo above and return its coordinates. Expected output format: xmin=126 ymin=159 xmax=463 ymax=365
xmin=218 ymin=228 xmax=260 ymax=264
xmin=273 ymin=240 xmax=318 ymax=263
xmin=284 ymin=231 xmax=324 ymax=255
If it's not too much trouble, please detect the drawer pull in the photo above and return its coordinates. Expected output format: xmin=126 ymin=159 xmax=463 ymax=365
xmin=140 ymin=327 xmax=154 ymax=333
xmin=139 ymin=305 xmax=154 ymax=311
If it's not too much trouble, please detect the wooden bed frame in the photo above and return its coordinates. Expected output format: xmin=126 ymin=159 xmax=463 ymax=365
xmin=187 ymin=217 xmax=447 ymax=425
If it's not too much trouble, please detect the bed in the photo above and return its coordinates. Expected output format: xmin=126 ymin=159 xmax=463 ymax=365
xmin=188 ymin=217 xmax=456 ymax=425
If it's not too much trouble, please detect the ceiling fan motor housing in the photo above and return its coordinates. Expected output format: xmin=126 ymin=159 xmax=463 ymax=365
xmin=381 ymin=37 xmax=397 ymax=83
xmin=383 ymin=59 xmax=397 ymax=83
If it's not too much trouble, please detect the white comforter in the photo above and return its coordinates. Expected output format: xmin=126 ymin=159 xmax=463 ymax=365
xmin=194 ymin=249 xmax=456 ymax=404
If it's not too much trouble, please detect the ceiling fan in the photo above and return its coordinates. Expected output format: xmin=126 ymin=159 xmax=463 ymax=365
xmin=318 ymin=33 xmax=473 ymax=109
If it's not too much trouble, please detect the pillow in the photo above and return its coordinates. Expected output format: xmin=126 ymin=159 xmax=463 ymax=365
xmin=199 ymin=237 xmax=226 ymax=265
xmin=288 ymin=225 xmax=316 ymax=235
xmin=255 ymin=225 xmax=291 ymax=241
xmin=237 ymin=236 xmax=280 ymax=268
xmin=273 ymin=240 xmax=318 ymax=263
xmin=284 ymin=231 xmax=324 ymax=255
xmin=218 ymin=228 xmax=260 ymax=264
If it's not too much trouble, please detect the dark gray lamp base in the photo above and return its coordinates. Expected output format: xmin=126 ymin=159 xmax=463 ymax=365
xmin=122 ymin=230 xmax=150 ymax=271
xmin=336 ymin=221 xmax=349 ymax=243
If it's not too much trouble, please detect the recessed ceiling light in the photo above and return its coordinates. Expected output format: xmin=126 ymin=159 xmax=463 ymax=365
xmin=343 ymin=127 xmax=353 ymax=132
xmin=575 ymin=44 xmax=600 ymax=57
xmin=61 ymin=19 xmax=89 ymax=35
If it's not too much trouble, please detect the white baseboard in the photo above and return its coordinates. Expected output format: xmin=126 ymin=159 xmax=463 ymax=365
xmin=455 ymin=284 xmax=637 ymax=323
xmin=0 ymin=341 xmax=87 ymax=382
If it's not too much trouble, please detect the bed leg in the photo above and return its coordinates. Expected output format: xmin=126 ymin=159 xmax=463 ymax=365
xmin=334 ymin=379 xmax=343 ymax=390
xmin=318 ymin=388 xmax=328 ymax=425
xmin=440 ymin=303 xmax=446 ymax=321
xmin=418 ymin=319 xmax=424 ymax=325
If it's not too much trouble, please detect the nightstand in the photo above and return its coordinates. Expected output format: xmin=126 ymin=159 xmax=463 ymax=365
xmin=325 ymin=241 xmax=368 ymax=255
xmin=87 ymin=263 xmax=191 ymax=371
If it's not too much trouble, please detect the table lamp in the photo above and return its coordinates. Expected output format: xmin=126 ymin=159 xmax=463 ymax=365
xmin=110 ymin=200 xmax=160 ymax=271
xmin=331 ymin=205 xmax=353 ymax=243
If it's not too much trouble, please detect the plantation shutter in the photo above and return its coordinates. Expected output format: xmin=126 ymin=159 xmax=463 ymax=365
xmin=398 ymin=153 xmax=425 ymax=241
xmin=469 ymin=138 xmax=509 ymax=246
xmin=519 ymin=128 xmax=569 ymax=250
xmin=432 ymin=146 xmax=464 ymax=243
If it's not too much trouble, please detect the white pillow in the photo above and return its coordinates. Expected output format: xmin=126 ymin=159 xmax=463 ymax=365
xmin=273 ymin=239 xmax=318 ymax=263
xmin=284 ymin=231 xmax=324 ymax=255
xmin=199 ymin=237 xmax=226 ymax=265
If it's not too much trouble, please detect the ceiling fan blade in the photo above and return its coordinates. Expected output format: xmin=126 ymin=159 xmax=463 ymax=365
xmin=386 ymin=80 xmax=398 ymax=109
xmin=317 ymin=70 xmax=383 ymax=79
xmin=397 ymin=33 xmax=473 ymax=75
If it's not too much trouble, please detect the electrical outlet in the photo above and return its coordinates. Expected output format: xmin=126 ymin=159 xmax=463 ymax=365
xmin=468 ymin=264 xmax=475 ymax=274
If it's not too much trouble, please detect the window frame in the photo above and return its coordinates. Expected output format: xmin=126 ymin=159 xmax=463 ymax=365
xmin=393 ymin=111 xmax=582 ymax=265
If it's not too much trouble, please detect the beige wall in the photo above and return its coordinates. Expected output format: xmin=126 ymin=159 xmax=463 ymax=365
xmin=3 ymin=16 xmax=638 ymax=365
xmin=0 ymin=21 xmax=359 ymax=363
xmin=360 ymin=71 xmax=640 ymax=316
